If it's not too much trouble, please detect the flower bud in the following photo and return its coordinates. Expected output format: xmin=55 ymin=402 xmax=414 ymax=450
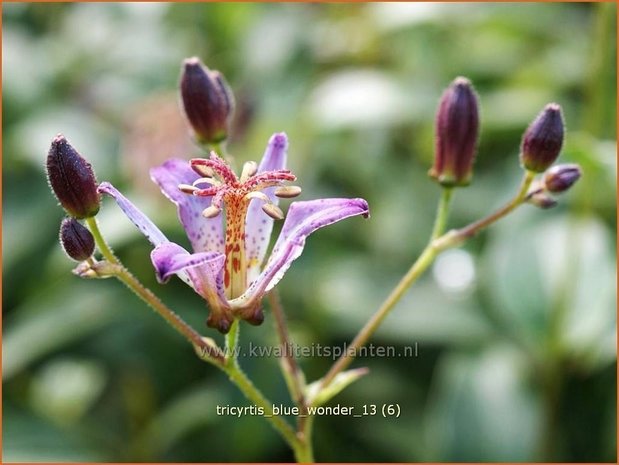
xmin=180 ymin=57 xmax=234 ymax=144
xmin=47 ymin=134 xmax=100 ymax=218
xmin=429 ymin=77 xmax=480 ymax=187
xmin=59 ymin=218 xmax=95 ymax=261
xmin=520 ymin=103 xmax=564 ymax=172
xmin=527 ymin=192 xmax=557 ymax=209
xmin=543 ymin=163 xmax=581 ymax=193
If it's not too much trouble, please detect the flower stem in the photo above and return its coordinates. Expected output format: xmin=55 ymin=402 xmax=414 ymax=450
xmin=86 ymin=216 xmax=119 ymax=264
xmin=222 ymin=351 xmax=303 ymax=459
xmin=269 ymin=290 xmax=306 ymax=405
xmin=268 ymin=290 xmax=315 ymax=462
xmin=322 ymin=170 xmax=536 ymax=389
xmin=321 ymin=243 xmax=439 ymax=388
xmin=433 ymin=169 xmax=536 ymax=249
xmin=431 ymin=187 xmax=453 ymax=240
xmin=85 ymin=217 xmax=224 ymax=364
xmin=225 ymin=319 xmax=240 ymax=364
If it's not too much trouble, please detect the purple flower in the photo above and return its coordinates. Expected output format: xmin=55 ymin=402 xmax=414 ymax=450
xmin=98 ymin=133 xmax=369 ymax=333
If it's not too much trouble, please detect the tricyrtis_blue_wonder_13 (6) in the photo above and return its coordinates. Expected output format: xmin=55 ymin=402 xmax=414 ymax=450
xmin=99 ymin=132 xmax=370 ymax=333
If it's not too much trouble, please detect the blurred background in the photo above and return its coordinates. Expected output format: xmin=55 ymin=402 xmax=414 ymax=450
xmin=2 ymin=2 xmax=616 ymax=462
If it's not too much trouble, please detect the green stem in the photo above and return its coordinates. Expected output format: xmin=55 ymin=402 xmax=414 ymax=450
xmin=86 ymin=216 xmax=119 ymax=264
xmin=224 ymin=319 xmax=240 ymax=364
xmin=440 ymin=170 xmax=535 ymax=247
xmin=269 ymin=290 xmax=306 ymax=406
xmin=431 ymin=187 xmax=453 ymax=240
xmin=321 ymin=243 xmax=439 ymax=388
xmin=223 ymin=359 xmax=302 ymax=458
xmin=115 ymin=266 xmax=224 ymax=364
xmin=294 ymin=414 xmax=315 ymax=464
xmin=86 ymin=217 xmax=224 ymax=364
xmin=322 ymin=170 xmax=536 ymax=389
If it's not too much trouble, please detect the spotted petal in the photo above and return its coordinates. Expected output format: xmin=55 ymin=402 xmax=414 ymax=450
xmin=245 ymin=132 xmax=288 ymax=281
xmin=151 ymin=242 xmax=231 ymax=333
xmin=235 ymin=198 xmax=370 ymax=308
xmin=98 ymin=182 xmax=168 ymax=246
xmin=151 ymin=158 xmax=224 ymax=254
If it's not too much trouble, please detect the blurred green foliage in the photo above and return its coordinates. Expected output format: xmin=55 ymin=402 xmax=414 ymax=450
xmin=3 ymin=3 xmax=616 ymax=462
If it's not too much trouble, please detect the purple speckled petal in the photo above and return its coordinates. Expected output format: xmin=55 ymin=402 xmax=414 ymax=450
xmin=150 ymin=158 xmax=224 ymax=254
xmin=98 ymin=182 xmax=168 ymax=246
xmin=151 ymin=242 xmax=228 ymax=310
xmin=245 ymin=133 xmax=288 ymax=282
xmin=235 ymin=197 xmax=370 ymax=308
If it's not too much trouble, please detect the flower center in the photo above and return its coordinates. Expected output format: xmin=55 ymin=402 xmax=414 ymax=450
xmin=178 ymin=153 xmax=298 ymax=299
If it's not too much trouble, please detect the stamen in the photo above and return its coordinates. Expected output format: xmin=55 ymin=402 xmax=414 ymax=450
xmin=244 ymin=191 xmax=270 ymax=203
xmin=194 ymin=186 xmax=219 ymax=197
xmin=274 ymin=186 xmax=302 ymax=198
xmin=202 ymin=205 xmax=222 ymax=218
xmin=240 ymin=161 xmax=258 ymax=183
xmin=246 ymin=170 xmax=296 ymax=190
xmin=192 ymin=177 xmax=221 ymax=187
xmin=178 ymin=184 xmax=199 ymax=194
xmin=191 ymin=164 xmax=215 ymax=178
xmin=262 ymin=202 xmax=284 ymax=220
xmin=191 ymin=153 xmax=238 ymax=185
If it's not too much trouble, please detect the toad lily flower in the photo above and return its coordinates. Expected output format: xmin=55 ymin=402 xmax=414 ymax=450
xmin=98 ymin=133 xmax=369 ymax=333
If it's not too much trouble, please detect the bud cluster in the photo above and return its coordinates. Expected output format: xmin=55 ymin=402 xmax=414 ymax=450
xmin=429 ymin=78 xmax=580 ymax=207
xmin=46 ymin=134 xmax=99 ymax=265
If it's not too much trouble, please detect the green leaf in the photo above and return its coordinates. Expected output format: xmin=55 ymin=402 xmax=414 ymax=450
xmin=305 ymin=367 xmax=369 ymax=407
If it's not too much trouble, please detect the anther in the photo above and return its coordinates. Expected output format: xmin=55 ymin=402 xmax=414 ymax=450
xmin=244 ymin=191 xmax=270 ymax=203
xmin=179 ymin=184 xmax=199 ymax=194
xmin=262 ymin=202 xmax=284 ymax=220
xmin=192 ymin=177 xmax=220 ymax=187
xmin=274 ymin=185 xmax=302 ymax=198
xmin=191 ymin=164 xmax=215 ymax=178
xmin=240 ymin=161 xmax=258 ymax=183
xmin=202 ymin=205 xmax=222 ymax=218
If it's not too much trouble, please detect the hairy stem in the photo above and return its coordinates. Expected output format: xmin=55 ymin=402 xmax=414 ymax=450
xmin=86 ymin=217 xmax=224 ymax=364
xmin=86 ymin=216 xmax=119 ymax=264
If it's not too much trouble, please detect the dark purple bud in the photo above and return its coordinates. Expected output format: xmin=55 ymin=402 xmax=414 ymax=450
xmin=527 ymin=192 xmax=558 ymax=209
xmin=59 ymin=218 xmax=95 ymax=261
xmin=521 ymin=103 xmax=564 ymax=172
xmin=180 ymin=57 xmax=234 ymax=144
xmin=429 ymin=77 xmax=480 ymax=187
xmin=47 ymin=134 xmax=100 ymax=219
xmin=543 ymin=163 xmax=582 ymax=193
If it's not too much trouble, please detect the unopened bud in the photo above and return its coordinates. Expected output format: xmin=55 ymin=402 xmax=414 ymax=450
xmin=262 ymin=202 xmax=284 ymax=220
xmin=429 ymin=77 xmax=480 ymax=187
xmin=180 ymin=57 xmax=234 ymax=144
xmin=59 ymin=218 xmax=95 ymax=261
xmin=47 ymin=134 xmax=100 ymax=218
xmin=521 ymin=103 xmax=564 ymax=172
xmin=274 ymin=185 xmax=302 ymax=198
xmin=543 ymin=163 xmax=581 ymax=193
xmin=527 ymin=192 xmax=558 ymax=209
